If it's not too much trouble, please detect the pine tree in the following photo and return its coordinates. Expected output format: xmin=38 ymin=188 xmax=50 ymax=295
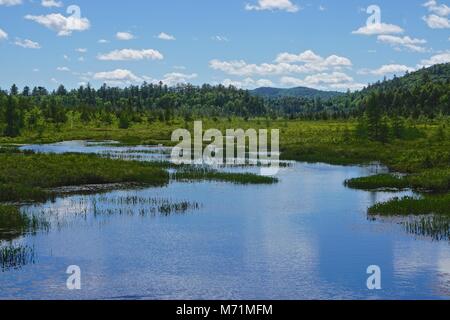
xmin=4 ymin=95 xmax=20 ymax=137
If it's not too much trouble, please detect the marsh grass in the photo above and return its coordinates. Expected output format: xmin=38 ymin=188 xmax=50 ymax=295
xmin=172 ymin=166 xmax=278 ymax=184
xmin=345 ymin=174 xmax=409 ymax=191
xmin=0 ymin=205 xmax=50 ymax=241
xmin=0 ymin=245 xmax=35 ymax=272
xmin=403 ymin=215 xmax=450 ymax=241
xmin=368 ymin=194 xmax=450 ymax=216
xmin=0 ymin=152 xmax=170 ymax=202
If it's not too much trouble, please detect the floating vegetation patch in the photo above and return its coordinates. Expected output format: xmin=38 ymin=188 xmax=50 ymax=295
xmin=368 ymin=194 xmax=450 ymax=216
xmin=171 ymin=166 xmax=278 ymax=185
xmin=0 ymin=244 xmax=35 ymax=272
xmin=402 ymin=215 xmax=450 ymax=241
xmin=345 ymin=174 xmax=409 ymax=191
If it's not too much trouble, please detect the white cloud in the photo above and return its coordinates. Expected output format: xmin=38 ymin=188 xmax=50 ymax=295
xmin=359 ymin=64 xmax=415 ymax=76
xmin=97 ymin=49 xmax=164 ymax=61
xmin=159 ymin=72 xmax=197 ymax=86
xmin=352 ymin=23 xmax=404 ymax=36
xmin=211 ymin=50 xmax=352 ymax=77
xmin=94 ymin=69 xmax=142 ymax=83
xmin=76 ymin=48 xmax=87 ymax=53
xmin=116 ymin=32 xmax=135 ymax=40
xmin=422 ymin=14 xmax=450 ymax=28
xmin=14 ymin=38 xmax=41 ymax=49
xmin=222 ymin=78 xmax=274 ymax=89
xmin=423 ymin=0 xmax=450 ymax=16
xmin=245 ymin=0 xmax=299 ymax=13
xmin=0 ymin=0 xmax=22 ymax=6
xmin=98 ymin=39 xmax=109 ymax=44
xmin=157 ymin=32 xmax=175 ymax=41
xmin=56 ymin=66 xmax=70 ymax=72
xmin=0 ymin=28 xmax=8 ymax=40
xmin=275 ymin=50 xmax=323 ymax=63
xmin=211 ymin=35 xmax=229 ymax=42
xmin=280 ymin=72 xmax=365 ymax=91
xmin=377 ymin=35 xmax=428 ymax=52
xmin=423 ymin=1 xmax=450 ymax=28
xmin=25 ymin=13 xmax=90 ymax=36
xmin=41 ymin=0 xmax=62 ymax=8
xmin=419 ymin=52 xmax=450 ymax=67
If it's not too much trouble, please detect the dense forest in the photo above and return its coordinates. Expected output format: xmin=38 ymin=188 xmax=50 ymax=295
xmin=0 ymin=63 xmax=449 ymax=138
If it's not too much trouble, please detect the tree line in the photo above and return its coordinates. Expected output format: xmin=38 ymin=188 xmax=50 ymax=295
xmin=0 ymin=64 xmax=449 ymax=140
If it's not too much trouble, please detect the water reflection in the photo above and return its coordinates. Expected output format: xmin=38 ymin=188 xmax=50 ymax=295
xmin=0 ymin=142 xmax=447 ymax=299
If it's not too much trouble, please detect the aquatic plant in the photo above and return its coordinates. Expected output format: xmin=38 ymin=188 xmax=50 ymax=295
xmin=403 ymin=215 xmax=450 ymax=241
xmin=368 ymin=194 xmax=450 ymax=216
xmin=0 ymin=245 xmax=35 ymax=272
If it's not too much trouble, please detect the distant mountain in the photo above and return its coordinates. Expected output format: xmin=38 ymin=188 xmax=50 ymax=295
xmin=250 ymin=86 xmax=344 ymax=100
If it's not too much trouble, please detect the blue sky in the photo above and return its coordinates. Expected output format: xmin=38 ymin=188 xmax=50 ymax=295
xmin=0 ymin=0 xmax=449 ymax=91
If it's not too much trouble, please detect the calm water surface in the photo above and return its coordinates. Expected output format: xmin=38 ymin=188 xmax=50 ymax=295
xmin=1 ymin=141 xmax=449 ymax=300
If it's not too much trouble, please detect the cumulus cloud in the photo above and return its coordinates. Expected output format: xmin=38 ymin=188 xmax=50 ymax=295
xmin=76 ymin=48 xmax=87 ymax=53
xmin=280 ymin=72 xmax=365 ymax=91
xmin=0 ymin=28 xmax=8 ymax=40
xmin=377 ymin=35 xmax=428 ymax=52
xmin=0 ymin=0 xmax=22 ymax=6
xmin=41 ymin=0 xmax=62 ymax=8
xmin=116 ymin=32 xmax=135 ymax=40
xmin=423 ymin=1 xmax=450 ymax=28
xmin=98 ymin=39 xmax=109 ymax=44
xmin=97 ymin=49 xmax=164 ymax=61
xmin=94 ymin=69 xmax=142 ymax=83
xmin=245 ymin=0 xmax=299 ymax=13
xmin=25 ymin=12 xmax=90 ymax=36
xmin=423 ymin=0 xmax=450 ymax=16
xmin=359 ymin=64 xmax=415 ymax=76
xmin=157 ymin=32 xmax=175 ymax=41
xmin=210 ymin=50 xmax=352 ymax=77
xmin=419 ymin=52 xmax=450 ymax=67
xmin=159 ymin=72 xmax=197 ymax=86
xmin=352 ymin=23 xmax=404 ymax=36
xmin=14 ymin=38 xmax=41 ymax=49
xmin=222 ymin=78 xmax=274 ymax=89
xmin=275 ymin=50 xmax=323 ymax=63
xmin=423 ymin=14 xmax=450 ymax=28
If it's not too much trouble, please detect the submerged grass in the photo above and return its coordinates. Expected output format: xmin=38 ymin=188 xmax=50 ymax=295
xmin=403 ymin=215 xmax=450 ymax=241
xmin=0 ymin=245 xmax=35 ymax=272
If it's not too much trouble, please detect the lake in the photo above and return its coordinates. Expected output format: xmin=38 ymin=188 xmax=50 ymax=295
xmin=0 ymin=141 xmax=449 ymax=300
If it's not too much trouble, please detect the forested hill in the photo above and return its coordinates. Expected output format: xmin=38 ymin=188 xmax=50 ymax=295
xmin=336 ymin=63 xmax=450 ymax=118
xmin=251 ymin=86 xmax=343 ymax=100
xmin=0 ymin=64 xmax=449 ymax=137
